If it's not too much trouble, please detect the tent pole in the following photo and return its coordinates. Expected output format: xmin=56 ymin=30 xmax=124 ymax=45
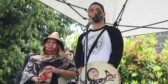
xmin=106 ymin=23 xmax=168 ymax=30
xmin=121 ymin=19 xmax=168 ymax=33
xmin=56 ymin=0 xmax=88 ymax=20
xmin=113 ymin=0 xmax=128 ymax=28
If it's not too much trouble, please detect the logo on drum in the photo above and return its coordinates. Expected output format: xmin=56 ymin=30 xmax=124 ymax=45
xmin=86 ymin=68 xmax=117 ymax=84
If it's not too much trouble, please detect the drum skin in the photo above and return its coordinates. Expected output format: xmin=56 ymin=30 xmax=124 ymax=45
xmin=78 ymin=61 xmax=121 ymax=84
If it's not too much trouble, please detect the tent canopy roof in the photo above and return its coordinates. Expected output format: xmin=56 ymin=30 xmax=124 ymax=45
xmin=39 ymin=0 xmax=168 ymax=36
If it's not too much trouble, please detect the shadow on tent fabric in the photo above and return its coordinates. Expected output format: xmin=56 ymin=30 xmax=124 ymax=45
xmin=15 ymin=53 xmax=35 ymax=84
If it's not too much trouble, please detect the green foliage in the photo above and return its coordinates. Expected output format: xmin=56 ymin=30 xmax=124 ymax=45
xmin=0 ymin=0 xmax=75 ymax=83
xmin=119 ymin=34 xmax=168 ymax=84
xmin=65 ymin=33 xmax=80 ymax=52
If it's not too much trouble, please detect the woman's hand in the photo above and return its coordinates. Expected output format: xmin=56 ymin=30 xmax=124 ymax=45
xmin=78 ymin=67 xmax=82 ymax=74
xmin=31 ymin=77 xmax=40 ymax=84
xmin=44 ymin=66 xmax=61 ymax=75
xmin=44 ymin=65 xmax=76 ymax=80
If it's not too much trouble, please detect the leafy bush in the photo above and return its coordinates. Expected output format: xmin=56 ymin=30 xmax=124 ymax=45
xmin=119 ymin=34 xmax=168 ymax=84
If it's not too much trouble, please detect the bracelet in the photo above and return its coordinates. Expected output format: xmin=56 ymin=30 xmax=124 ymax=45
xmin=58 ymin=69 xmax=62 ymax=75
xmin=76 ymin=70 xmax=79 ymax=76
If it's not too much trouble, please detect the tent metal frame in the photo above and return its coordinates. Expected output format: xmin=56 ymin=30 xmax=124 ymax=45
xmin=55 ymin=0 xmax=168 ymax=34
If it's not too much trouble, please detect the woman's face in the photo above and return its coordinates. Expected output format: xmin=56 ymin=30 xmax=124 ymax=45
xmin=44 ymin=39 xmax=58 ymax=55
xmin=65 ymin=50 xmax=74 ymax=61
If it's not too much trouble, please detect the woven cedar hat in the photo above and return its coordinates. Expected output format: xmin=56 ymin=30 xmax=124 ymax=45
xmin=42 ymin=32 xmax=64 ymax=56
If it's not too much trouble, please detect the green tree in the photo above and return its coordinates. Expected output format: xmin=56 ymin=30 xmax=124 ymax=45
xmin=65 ymin=33 xmax=80 ymax=52
xmin=0 ymin=0 xmax=75 ymax=83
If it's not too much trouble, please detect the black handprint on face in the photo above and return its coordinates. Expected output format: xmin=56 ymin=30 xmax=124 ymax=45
xmin=92 ymin=11 xmax=103 ymax=23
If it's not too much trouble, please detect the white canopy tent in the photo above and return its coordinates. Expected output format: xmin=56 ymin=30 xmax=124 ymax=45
xmin=38 ymin=0 xmax=168 ymax=36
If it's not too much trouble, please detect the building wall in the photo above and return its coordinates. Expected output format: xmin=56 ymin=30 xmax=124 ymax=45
xmin=155 ymin=31 xmax=168 ymax=53
xmin=126 ymin=31 xmax=168 ymax=53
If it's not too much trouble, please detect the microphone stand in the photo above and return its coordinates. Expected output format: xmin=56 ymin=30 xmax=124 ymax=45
xmin=83 ymin=20 xmax=93 ymax=84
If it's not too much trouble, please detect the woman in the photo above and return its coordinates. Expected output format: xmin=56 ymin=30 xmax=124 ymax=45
xmin=65 ymin=48 xmax=76 ymax=84
xmin=65 ymin=48 xmax=75 ymax=64
xmin=20 ymin=32 xmax=77 ymax=84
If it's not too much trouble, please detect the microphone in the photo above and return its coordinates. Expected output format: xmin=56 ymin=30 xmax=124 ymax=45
xmin=86 ymin=19 xmax=94 ymax=28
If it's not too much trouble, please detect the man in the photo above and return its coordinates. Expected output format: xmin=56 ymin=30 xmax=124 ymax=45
xmin=75 ymin=2 xmax=123 ymax=83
